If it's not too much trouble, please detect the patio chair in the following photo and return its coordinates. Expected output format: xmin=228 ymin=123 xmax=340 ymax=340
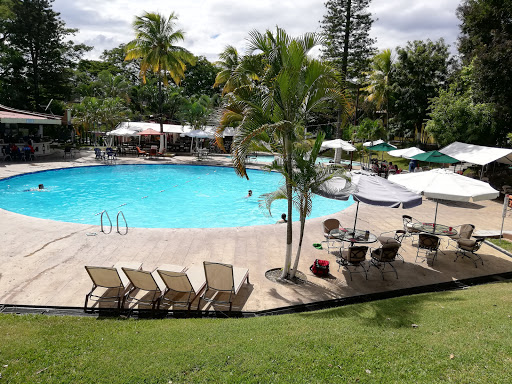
xmin=63 ymin=146 xmax=73 ymax=159
xmin=415 ymin=233 xmax=440 ymax=265
xmin=157 ymin=264 xmax=206 ymax=311
xmin=200 ymin=261 xmax=250 ymax=312
xmin=136 ymin=146 xmax=147 ymax=157
xmin=84 ymin=261 xmax=142 ymax=311
xmin=369 ymin=243 xmax=401 ymax=279
xmin=377 ymin=229 xmax=407 ymax=263
xmin=337 ymin=246 xmax=369 ymax=280
xmin=322 ymin=218 xmax=344 ymax=254
xmin=2 ymin=146 xmax=12 ymax=161
xmin=94 ymin=148 xmax=104 ymax=160
xmin=447 ymin=224 xmax=475 ymax=248
xmin=121 ymin=267 xmax=162 ymax=310
xmin=403 ymin=215 xmax=422 ymax=245
xmin=454 ymin=238 xmax=485 ymax=267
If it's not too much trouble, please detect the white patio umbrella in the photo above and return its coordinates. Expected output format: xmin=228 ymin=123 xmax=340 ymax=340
xmin=316 ymin=171 xmax=423 ymax=230
xmin=389 ymin=168 xmax=499 ymax=226
xmin=320 ymin=139 xmax=356 ymax=152
xmin=388 ymin=147 xmax=425 ymax=159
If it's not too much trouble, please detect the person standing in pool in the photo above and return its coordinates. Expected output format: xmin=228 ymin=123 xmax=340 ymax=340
xmin=276 ymin=213 xmax=287 ymax=224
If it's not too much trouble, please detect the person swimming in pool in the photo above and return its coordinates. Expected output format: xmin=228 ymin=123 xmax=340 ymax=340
xmin=39 ymin=184 xmax=44 ymax=190
xmin=245 ymin=189 xmax=253 ymax=198
xmin=276 ymin=213 xmax=287 ymax=224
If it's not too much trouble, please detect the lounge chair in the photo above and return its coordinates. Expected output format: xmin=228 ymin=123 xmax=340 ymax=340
xmin=415 ymin=233 xmax=440 ymax=265
xmin=136 ymin=146 xmax=147 ymax=157
xmin=369 ymin=243 xmax=401 ymax=279
xmin=200 ymin=261 xmax=249 ymax=312
xmin=337 ymin=246 xmax=369 ymax=280
xmin=84 ymin=261 xmax=142 ymax=311
xmin=455 ymin=238 xmax=485 ymax=267
xmin=157 ymin=264 xmax=206 ymax=311
xmin=121 ymin=267 xmax=163 ymax=310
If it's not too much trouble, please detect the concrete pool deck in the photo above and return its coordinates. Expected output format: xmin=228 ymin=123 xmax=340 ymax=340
xmin=1 ymin=149 xmax=512 ymax=314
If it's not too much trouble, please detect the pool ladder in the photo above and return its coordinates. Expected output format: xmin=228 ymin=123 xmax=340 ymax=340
xmin=100 ymin=210 xmax=128 ymax=235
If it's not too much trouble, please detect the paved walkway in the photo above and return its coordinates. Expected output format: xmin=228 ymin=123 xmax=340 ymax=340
xmin=1 ymin=149 xmax=512 ymax=313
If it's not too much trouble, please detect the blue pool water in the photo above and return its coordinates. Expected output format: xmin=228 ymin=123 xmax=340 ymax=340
xmin=0 ymin=164 xmax=353 ymax=228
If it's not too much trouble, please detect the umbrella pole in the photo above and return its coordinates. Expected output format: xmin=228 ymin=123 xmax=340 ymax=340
xmin=433 ymin=200 xmax=439 ymax=233
xmin=353 ymin=201 xmax=360 ymax=232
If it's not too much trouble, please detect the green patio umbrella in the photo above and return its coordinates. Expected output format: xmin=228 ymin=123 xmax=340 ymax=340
xmin=367 ymin=141 xmax=396 ymax=162
xmin=411 ymin=150 xmax=459 ymax=164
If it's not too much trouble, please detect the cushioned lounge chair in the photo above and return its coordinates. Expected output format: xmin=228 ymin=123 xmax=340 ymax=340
xmin=200 ymin=261 xmax=249 ymax=312
xmin=136 ymin=146 xmax=147 ymax=157
xmin=157 ymin=264 xmax=206 ymax=311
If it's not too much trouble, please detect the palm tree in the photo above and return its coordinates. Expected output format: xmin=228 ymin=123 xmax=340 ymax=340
xmin=260 ymin=132 xmax=348 ymax=279
xmin=217 ymin=27 xmax=349 ymax=279
xmin=365 ymin=49 xmax=393 ymax=131
xmin=125 ymin=12 xmax=196 ymax=152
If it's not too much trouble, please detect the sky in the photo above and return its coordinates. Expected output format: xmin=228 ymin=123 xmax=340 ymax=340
xmin=52 ymin=0 xmax=462 ymax=61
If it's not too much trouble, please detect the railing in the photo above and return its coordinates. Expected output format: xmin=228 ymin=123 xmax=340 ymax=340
xmin=100 ymin=210 xmax=112 ymax=234
xmin=116 ymin=211 xmax=128 ymax=235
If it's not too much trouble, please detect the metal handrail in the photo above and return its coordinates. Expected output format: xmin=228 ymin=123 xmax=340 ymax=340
xmin=100 ymin=210 xmax=112 ymax=234
xmin=116 ymin=211 xmax=128 ymax=235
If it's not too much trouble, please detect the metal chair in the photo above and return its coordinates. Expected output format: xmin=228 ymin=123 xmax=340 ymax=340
xmin=455 ymin=238 xmax=485 ymax=267
xmin=377 ymin=229 xmax=406 ymax=263
xmin=322 ymin=218 xmax=344 ymax=254
xmin=447 ymin=224 xmax=475 ymax=248
xmin=337 ymin=246 xmax=369 ymax=280
xmin=369 ymin=243 xmax=401 ymax=279
xmin=416 ymin=233 xmax=440 ymax=266
xmin=403 ymin=215 xmax=422 ymax=245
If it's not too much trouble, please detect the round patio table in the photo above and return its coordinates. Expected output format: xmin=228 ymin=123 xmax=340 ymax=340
xmin=330 ymin=228 xmax=377 ymax=244
xmin=411 ymin=222 xmax=458 ymax=236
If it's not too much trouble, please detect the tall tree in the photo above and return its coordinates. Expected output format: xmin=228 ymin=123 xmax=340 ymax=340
xmin=457 ymin=0 xmax=512 ymax=144
xmin=180 ymin=56 xmax=218 ymax=98
xmin=2 ymin=0 xmax=90 ymax=110
xmin=390 ymin=39 xmax=452 ymax=141
xmin=364 ymin=49 xmax=393 ymax=132
xmin=320 ymin=0 xmax=375 ymax=154
xmin=125 ymin=12 xmax=196 ymax=152
xmin=217 ymin=28 xmax=348 ymax=279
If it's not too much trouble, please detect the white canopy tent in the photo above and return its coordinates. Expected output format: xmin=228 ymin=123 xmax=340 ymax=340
xmin=108 ymin=122 xmax=235 ymax=138
xmin=388 ymin=147 xmax=425 ymax=159
xmin=320 ymin=139 xmax=356 ymax=152
xmin=440 ymin=141 xmax=512 ymax=166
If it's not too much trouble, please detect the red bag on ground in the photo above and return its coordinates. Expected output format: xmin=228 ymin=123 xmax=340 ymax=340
xmin=310 ymin=259 xmax=330 ymax=277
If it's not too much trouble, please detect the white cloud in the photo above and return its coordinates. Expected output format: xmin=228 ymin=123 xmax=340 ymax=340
xmin=52 ymin=0 xmax=461 ymax=61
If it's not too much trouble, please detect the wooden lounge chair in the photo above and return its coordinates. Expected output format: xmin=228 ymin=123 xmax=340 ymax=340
xmin=84 ymin=261 xmax=142 ymax=311
xmin=200 ymin=261 xmax=249 ymax=312
xmin=121 ymin=267 xmax=163 ymax=310
xmin=157 ymin=264 xmax=206 ymax=311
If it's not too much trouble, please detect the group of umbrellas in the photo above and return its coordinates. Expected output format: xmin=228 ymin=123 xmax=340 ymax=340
xmin=316 ymin=168 xmax=499 ymax=230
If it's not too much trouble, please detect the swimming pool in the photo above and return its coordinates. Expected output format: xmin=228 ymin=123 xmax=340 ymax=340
xmin=0 ymin=164 xmax=353 ymax=228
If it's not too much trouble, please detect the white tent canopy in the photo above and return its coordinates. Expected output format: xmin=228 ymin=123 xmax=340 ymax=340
xmin=107 ymin=122 xmax=235 ymax=137
xmin=388 ymin=147 xmax=425 ymax=159
xmin=320 ymin=139 xmax=356 ymax=152
xmin=440 ymin=141 xmax=512 ymax=166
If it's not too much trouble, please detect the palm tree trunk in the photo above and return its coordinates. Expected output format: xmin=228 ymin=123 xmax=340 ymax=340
xmin=280 ymin=133 xmax=293 ymax=279
xmin=289 ymin=203 xmax=306 ymax=279
xmin=158 ymin=70 xmax=165 ymax=153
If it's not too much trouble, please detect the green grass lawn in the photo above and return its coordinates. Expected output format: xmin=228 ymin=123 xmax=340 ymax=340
xmin=2 ymin=282 xmax=512 ymax=383
xmin=488 ymin=238 xmax=512 ymax=252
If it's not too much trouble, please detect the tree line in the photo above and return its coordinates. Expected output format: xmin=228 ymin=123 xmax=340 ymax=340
xmin=0 ymin=0 xmax=510 ymax=147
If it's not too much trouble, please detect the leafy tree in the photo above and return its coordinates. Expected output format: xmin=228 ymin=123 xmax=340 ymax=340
xmin=426 ymin=65 xmax=496 ymax=146
xmin=125 ymin=12 xmax=196 ymax=152
xmin=100 ymin=44 xmax=140 ymax=83
xmin=217 ymin=28 xmax=348 ymax=279
xmin=179 ymin=94 xmax=218 ymax=130
xmin=457 ymin=0 xmax=512 ymax=144
xmin=180 ymin=56 xmax=218 ymax=98
xmin=2 ymin=0 xmax=90 ymax=110
xmin=390 ymin=39 xmax=452 ymax=140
